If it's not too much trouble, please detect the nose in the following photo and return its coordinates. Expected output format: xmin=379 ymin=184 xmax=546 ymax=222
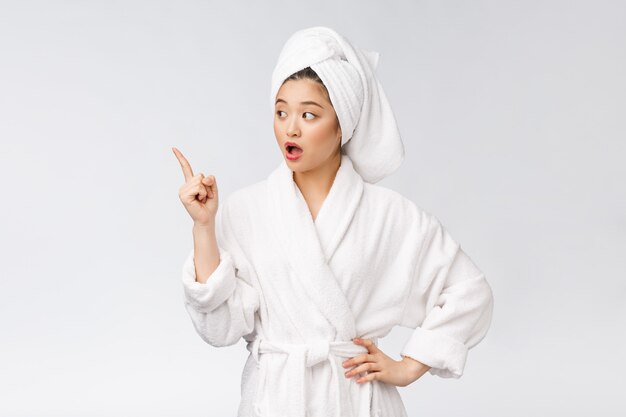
xmin=286 ymin=115 xmax=301 ymax=137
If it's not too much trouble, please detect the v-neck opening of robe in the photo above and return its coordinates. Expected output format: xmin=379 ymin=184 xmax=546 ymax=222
xmin=287 ymin=155 xmax=361 ymax=264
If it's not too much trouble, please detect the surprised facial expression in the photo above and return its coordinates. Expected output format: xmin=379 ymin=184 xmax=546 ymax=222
xmin=273 ymin=78 xmax=342 ymax=172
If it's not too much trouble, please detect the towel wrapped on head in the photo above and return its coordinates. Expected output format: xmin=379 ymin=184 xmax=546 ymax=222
xmin=270 ymin=26 xmax=405 ymax=184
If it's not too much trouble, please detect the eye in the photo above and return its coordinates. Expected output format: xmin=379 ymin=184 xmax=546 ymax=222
xmin=276 ymin=110 xmax=286 ymax=117
xmin=303 ymin=112 xmax=316 ymax=120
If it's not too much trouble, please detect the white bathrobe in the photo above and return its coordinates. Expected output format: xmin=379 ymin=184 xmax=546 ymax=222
xmin=181 ymin=154 xmax=494 ymax=417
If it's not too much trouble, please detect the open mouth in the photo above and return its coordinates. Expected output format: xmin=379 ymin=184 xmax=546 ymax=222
xmin=285 ymin=142 xmax=303 ymax=156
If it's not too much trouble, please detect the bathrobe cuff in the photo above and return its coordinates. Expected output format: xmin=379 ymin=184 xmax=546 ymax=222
xmin=400 ymin=327 xmax=468 ymax=379
xmin=181 ymin=247 xmax=237 ymax=313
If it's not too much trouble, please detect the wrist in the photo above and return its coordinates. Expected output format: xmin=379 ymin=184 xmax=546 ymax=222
xmin=401 ymin=355 xmax=430 ymax=380
xmin=193 ymin=220 xmax=215 ymax=232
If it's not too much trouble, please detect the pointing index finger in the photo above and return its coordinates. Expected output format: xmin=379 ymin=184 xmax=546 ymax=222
xmin=172 ymin=147 xmax=194 ymax=181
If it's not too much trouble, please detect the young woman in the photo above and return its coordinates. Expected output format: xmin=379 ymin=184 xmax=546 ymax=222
xmin=174 ymin=26 xmax=494 ymax=417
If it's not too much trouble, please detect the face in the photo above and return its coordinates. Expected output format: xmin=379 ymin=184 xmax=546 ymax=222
xmin=274 ymin=78 xmax=342 ymax=173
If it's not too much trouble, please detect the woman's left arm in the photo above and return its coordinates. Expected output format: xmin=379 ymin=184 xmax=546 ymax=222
xmin=399 ymin=212 xmax=495 ymax=379
xmin=342 ymin=209 xmax=494 ymax=386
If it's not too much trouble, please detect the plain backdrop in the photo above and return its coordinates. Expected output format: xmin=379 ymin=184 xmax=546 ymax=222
xmin=1 ymin=0 xmax=624 ymax=416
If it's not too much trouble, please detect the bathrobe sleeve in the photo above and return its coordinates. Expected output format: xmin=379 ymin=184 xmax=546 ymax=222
xmin=399 ymin=211 xmax=494 ymax=378
xmin=181 ymin=197 xmax=260 ymax=347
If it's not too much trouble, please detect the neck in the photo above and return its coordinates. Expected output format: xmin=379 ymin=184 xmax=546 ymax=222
xmin=293 ymin=152 xmax=342 ymax=203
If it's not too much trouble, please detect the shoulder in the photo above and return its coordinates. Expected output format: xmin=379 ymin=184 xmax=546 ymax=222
xmin=217 ymin=179 xmax=268 ymax=233
xmin=212 ymin=180 xmax=269 ymax=254
xmin=222 ymin=179 xmax=267 ymax=211
xmin=362 ymin=182 xmax=433 ymax=227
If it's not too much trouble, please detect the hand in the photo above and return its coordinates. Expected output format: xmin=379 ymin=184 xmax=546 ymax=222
xmin=342 ymin=338 xmax=431 ymax=387
xmin=173 ymin=147 xmax=219 ymax=226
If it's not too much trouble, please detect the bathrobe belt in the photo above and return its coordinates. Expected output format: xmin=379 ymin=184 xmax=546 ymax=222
xmin=247 ymin=336 xmax=379 ymax=417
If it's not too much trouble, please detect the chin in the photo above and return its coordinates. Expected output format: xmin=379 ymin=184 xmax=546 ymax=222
xmin=286 ymin=160 xmax=308 ymax=172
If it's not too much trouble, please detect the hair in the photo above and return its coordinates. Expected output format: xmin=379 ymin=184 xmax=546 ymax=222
xmin=283 ymin=67 xmax=332 ymax=104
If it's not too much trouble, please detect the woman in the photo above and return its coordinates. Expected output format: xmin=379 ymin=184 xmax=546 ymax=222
xmin=173 ymin=26 xmax=494 ymax=417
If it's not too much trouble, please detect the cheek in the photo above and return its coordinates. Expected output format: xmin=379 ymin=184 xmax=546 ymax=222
xmin=309 ymin=122 xmax=337 ymax=143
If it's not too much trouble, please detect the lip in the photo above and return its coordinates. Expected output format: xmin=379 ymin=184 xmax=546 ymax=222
xmin=284 ymin=141 xmax=303 ymax=161
xmin=284 ymin=141 xmax=302 ymax=150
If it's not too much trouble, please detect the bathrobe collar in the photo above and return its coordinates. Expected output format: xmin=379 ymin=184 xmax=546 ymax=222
xmin=266 ymin=153 xmax=364 ymax=340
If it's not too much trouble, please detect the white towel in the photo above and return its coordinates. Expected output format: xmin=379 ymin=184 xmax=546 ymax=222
xmin=270 ymin=26 xmax=405 ymax=184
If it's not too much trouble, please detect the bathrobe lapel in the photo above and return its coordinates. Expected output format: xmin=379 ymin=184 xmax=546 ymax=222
xmin=266 ymin=154 xmax=364 ymax=341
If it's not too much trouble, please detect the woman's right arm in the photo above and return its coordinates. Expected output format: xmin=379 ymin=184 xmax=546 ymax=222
xmin=181 ymin=201 xmax=261 ymax=347
xmin=191 ymin=221 xmax=220 ymax=284
xmin=173 ymin=147 xmax=260 ymax=347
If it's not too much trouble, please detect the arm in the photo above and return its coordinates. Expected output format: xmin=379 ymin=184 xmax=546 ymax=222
xmin=400 ymin=211 xmax=494 ymax=378
xmin=191 ymin=221 xmax=220 ymax=285
xmin=181 ymin=198 xmax=261 ymax=347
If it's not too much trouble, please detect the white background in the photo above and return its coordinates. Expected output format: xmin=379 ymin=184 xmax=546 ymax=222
xmin=1 ymin=0 xmax=624 ymax=415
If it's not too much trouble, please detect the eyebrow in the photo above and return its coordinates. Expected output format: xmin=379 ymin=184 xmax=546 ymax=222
xmin=275 ymin=98 xmax=324 ymax=109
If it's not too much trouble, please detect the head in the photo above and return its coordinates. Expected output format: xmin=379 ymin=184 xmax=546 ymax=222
xmin=273 ymin=67 xmax=343 ymax=173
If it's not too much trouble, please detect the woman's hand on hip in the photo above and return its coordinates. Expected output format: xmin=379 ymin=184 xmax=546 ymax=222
xmin=342 ymin=338 xmax=431 ymax=387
